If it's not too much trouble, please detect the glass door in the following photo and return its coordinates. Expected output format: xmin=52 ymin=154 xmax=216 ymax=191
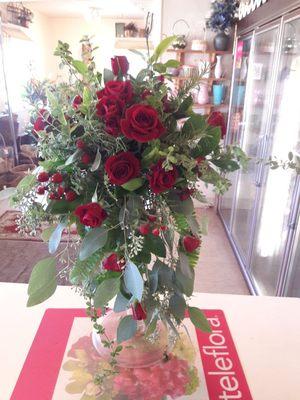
xmin=231 ymin=24 xmax=280 ymax=265
xmin=219 ymin=36 xmax=253 ymax=229
xmin=249 ymin=15 xmax=300 ymax=295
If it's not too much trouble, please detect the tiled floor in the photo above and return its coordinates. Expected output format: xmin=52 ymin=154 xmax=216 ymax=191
xmin=194 ymin=207 xmax=250 ymax=295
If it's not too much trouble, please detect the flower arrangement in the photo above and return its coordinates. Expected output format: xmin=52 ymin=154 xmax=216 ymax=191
xmin=206 ymin=0 xmax=238 ymax=33
xmin=5 ymin=36 xmax=248 ymax=370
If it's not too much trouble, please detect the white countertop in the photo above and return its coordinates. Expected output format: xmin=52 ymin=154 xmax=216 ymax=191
xmin=0 ymin=283 xmax=300 ymax=400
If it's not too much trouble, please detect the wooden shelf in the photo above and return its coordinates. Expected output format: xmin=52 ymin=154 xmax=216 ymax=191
xmin=167 ymin=49 xmax=232 ymax=55
xmin=172 ymin=76 xmax=227 ymax=82
xmin=193 ymin=103 xmax=228 ymax=109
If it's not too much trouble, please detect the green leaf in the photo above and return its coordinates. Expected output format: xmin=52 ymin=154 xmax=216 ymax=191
xmin=17 ymin=174 xmax=36 ymax=191
xmin=211 ymin=159 xmax=240 ymax=172
xmin=179 ymin=251 xmax=194 ymax=279
xmin=153 ymin=260 xmax=174 ymax=289
xmin=65 ymin=149 xmax=81 ymax=165
xmin=124 ymin=261 xmax=144 ymax=302
xmin=121 ymin=178 xmax=144 ymax=192
xmin=90 ymin=148 xmax=101 ymax=172
xmin=72 ymin=60 xmax=88 ymax=75
xmin=167 ymin=192 xmax=193 ymax=216
xmin=129 ymin=49 xmax=147 ymax=61
xmin=176 ymin=95 xmax=193 ymax=116
xmin=117 ymin=315 xmax=137 ymax=343
xmin=136 ymin=68 xmax=149 ymax=82
xmin=94 ymin=277 xmax=120 ymax=307
xmin=27 ymin=257 xmax=57 ymax=306
xmin=165 ymin=59 xmax=180 ymax=68
xmin=79 ymin=227 xmax=108 ymax=261
xmin=187 ymin=214 xmax=200 ymax=236
xmin=150 ymin=36 xmax=176 ymax=63
xmin=49 ymin=222 xmax=66 ymax=254
xmin=169 ymin=293 xmax=186 ymax=321
xmin=193 ymin=126 xmax=221 ymax=157
xmin=175 ymin=264 xmax=194 ymax=297
xmin=103 ymin=68 xmax=114 ymax=83
xmin=0 ymin=187 xmax=16 ymax=200
xmin=83 ymin=86 xmax=92 ymax=107
xmin=132 ymin=251 xmax=151 ymax=265
xmin=149 ymin=269 xmax=158 ymax=294
xmin=188 ymin=306 xmax=212 ymax=333
xmin=47 ymin=197 xmax=82 ymax=214
xmin=153 ymin=62 xmax=166 ymax=73
xmin=113 ymin=292 xmax=130 ymax=313
xmin=182 ymin=114 xmax=207 ymax=138
xmin=144 ymin=234 xmax=166 ymax=258
xmin=41 ymin=226 xmax=56 ymax=242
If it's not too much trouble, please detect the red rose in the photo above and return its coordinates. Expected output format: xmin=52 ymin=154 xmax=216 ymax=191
xmin=131 ymin=302 xmax=147 ymax=320
xmin=104 ymin=114 xmax=121 ymax=137
xmin=147 ymin=160 xmax=178 ymax=194
xmin=74 ymin=202 xmax=107 ymax=228
xmin=207 ymin=111 xmax=226 ymax=138
xmin=139 ymin=223 xmax=150 ymax=235
xmin=65 ymin=190 xmax=77 ymax=202
xmin=76 ymin=139 xmax=85 ymax=149
xmin=111 ymin=56 xmax=129 ymax=76
xmin=33 ymin=109 xmax=50 ymax=132
xmin=183 ymin=235 xmax=201 ymax=253
xmin=121 ymin=104 xmax=165 ymax=143
xmin=37 ymin=171 xmax=49 ymax=182
xmin=72 ymin=95 xmax=83 ymax=109
xmin=51 ymin=172 xmax=63 ymax=184
xmin=103 ymin=253 xmax=122 ymax=272
xmin=105 ymin=151 xmax=140 ymax=185
xmin=97 ymin=80 xmax=133 ymax=103
xmin=96 ymin=95 xmax=124 ymax=120
xmin=36 ymin=186 xmax=45 ymax=195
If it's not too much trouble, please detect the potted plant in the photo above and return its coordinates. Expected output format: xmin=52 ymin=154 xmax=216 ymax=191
xmin=1 ymin=36 xmax=248 ymax=377
xmin=206 ymin=0 xmax=238 ymax=51
xmin=124 ymin=22 xmax=138 ymax=37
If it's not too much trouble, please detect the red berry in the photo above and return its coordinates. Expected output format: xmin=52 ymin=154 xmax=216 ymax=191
xmin=160 ymin=225 xmax=167 ymax=231
xmin=49 ymin=192 xmax=58 ymax=200
xmin=36 ymin=186 xmax=45 ymax=195
xmin=65 ymin=190 xmax=77 ymax=202
xmin=147 ymin=215 xmax=157 ymax=223
xmin=152 ymin=228 xmax=160 ymax=236
xmin=51 ymin=172 xmax=63 ymax=184
xmin=81 ymin=153 xmax=91 ymax=164
xmin=76 ymin=139 xmax=85 ymax=149
xmin=57 ymin=186 xmax=64 ymax=197
xmin=139 ymin=223 xmax=150 ymax=236
xmin=183 ymin=235 xmax=201 ymax=253
xmin=37 ymin=171 xmax=49 ymax=182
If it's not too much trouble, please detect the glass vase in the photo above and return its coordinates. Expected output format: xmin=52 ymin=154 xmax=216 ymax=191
xmin=92 ymin=310 xmax=170 ymax=368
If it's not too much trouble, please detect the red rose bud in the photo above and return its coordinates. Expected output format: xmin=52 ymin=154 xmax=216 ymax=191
xmin=157 ymin=75 xmax=165 ymax=83
xmin=103 ymin=253 xmax=122 ymax=272
xmin=51 ymin=172 xmax=63 ymax=184
xmin=152 ymin=228 xmax=160 ymax=236
xmin=37 ymin=171 xmax=49 ymax=182
xmin=139 ymin=223 xmax=150 ymax=236
xmin=147 ymin=160 xmax=178 ymax=194
xmin=160 ymin=225 xmax=167 ymax=231
xmin=36 ymin=186 xmax=45 ymax=195
xmin=179 ymin=188 xmax=195 ymax=201
xmin=196 ymin=156 xmax=205 ymax=164
xmin=183 ymin=235 xmax=201 ymax=253
xmin=65 ymin=190 xmax=77 ymax=202
xmin=81 ymin=153 xmax=91 ymax=164
xmin=33 ymin=109 xmax=48 ymax=132
xmin=105 ymin=151 xmax=140 ymax=185
xmin=111 ymin=55 xmax=129 ymax=76
xmin=207 ymin=111 xmax=226 ymax=139
xmin=72 ymin=95 xmax=83 ymax=109
xmin=120 ymin=104 xmax=165 ymax=143
xmin=49 ymin=192 xmax=59 ymax=200
xmin=74 ymin=202 xmax=107 ymax=228
xmin=76 ymin=139 xmax=85 ymax=149
xmin=147 ymin=215 xmax=157 ymax=223
xmin=57 ymin=186 xmax=64 ymax=198
xmin=131 ymin=302 xmax=147 ymax=320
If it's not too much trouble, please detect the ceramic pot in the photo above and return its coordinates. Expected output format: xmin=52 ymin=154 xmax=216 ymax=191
xmin=214 ymin=32 xmax=230 ymax=51
xmin=197 ymin=83 xmax=210 ymax=105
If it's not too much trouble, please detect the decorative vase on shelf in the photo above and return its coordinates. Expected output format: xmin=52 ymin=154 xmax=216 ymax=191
xmin=214 ymin=55 xmax=223 ymax=79
xmin=197 ymin=83 xmax=210 ymax=105
xmin=214 ymin=32 xmax=230 ymax=51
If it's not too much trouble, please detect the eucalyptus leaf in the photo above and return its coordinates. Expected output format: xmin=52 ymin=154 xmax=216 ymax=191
xmin=188 ymin=306 xmax=212 ymax=333
xmin=41 ymin=226 xmax=56 ymax=242
xmin=113 ymin=292 xmax=130 ymax=313
xmin=144 ymin=234 xmax=166 ymax=258
xmin=103 ymin=68 xmax=115 ymax=83
xmin=121 ymin=177 xmax=144 ymax=192
xmin=79 ymin=227 xmax=108 ymax=261
xmin=187 ymin=214 xmax=200 ymax=236
xmin=91 ymin=149 xmax=101 ymax=172
xmin=48 ymin=222 xmax=67 ymax=254
xmin=124 ymin=261 xmax=144 ymax=302
xmin=169 ymin=293 xmax=186 ymax=321
xmin=175 ymin=264 xmax=194 ymax=297
xmin=65 ymin=149 xmax=80 ymax=165
xmin=94 ymin=277 xmax=120 ymax=308
xmin=149 ymin=269 xmax=158 ymax=294
xmin=117 ymin=315 xmax=137 ymax=343
xmin=179 ymin=251 xmax=193 ymax=279
xmin=27 ymin=257 xmax=57 ymax=306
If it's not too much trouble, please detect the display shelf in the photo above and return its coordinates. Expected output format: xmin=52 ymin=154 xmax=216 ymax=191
xmin=193 ymin=103 xmax=228 ymax=109
xmin=167 ymin=49 xmax=232 ymax=55
xmin=172 ymin=76 xmax=227 ymax=82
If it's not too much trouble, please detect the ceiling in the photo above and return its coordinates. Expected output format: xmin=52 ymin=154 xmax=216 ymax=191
xmin=1 ymin=0 xmax=157 ymax=18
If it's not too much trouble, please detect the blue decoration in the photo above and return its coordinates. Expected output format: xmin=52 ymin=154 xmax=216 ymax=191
xmin=206 ymin=0 xmax=238 ymax=33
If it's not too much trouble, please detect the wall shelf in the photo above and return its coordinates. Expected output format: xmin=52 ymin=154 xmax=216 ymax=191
xmin=114 ymin=37 xmax=153 ymax=50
